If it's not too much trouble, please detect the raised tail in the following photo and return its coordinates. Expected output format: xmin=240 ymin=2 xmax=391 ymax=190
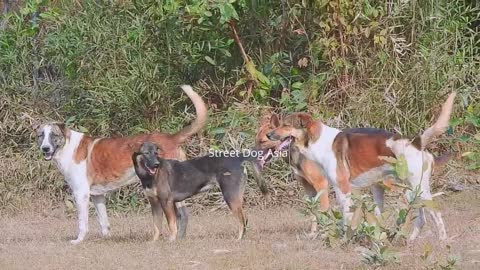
xmin=172 ymin=85 xmax=208 ymax=143
xmin=420 ymin=92 xmax=457 ymax=149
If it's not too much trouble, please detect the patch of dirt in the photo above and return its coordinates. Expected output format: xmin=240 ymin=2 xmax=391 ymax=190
xmin=0 ymin=190 xmax=479 ymax=270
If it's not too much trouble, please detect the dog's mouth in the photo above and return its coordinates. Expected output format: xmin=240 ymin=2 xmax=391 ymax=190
xmin=144 ymin=162 xmax=157 ymax=175
xmin=258 ymin=137 xmax=293 ymax=168
xmin=43 ymin=151 xmax=55 ymax=161
xmin=277 ymin=136 xmax=293 ymax=151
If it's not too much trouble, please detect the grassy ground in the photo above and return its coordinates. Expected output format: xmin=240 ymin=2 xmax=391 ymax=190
xmin=0 ymin=189 xmax=479 ymax=270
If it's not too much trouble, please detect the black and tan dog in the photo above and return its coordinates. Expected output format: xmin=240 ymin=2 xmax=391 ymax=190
xmin=132 ymin=142 xmax=268 ymax=241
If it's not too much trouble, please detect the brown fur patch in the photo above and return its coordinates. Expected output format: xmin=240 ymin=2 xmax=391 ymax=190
xmin=73 ymin=135 xmax=93 ymax=164
xmin=411 ymin=136 xmax=422 ymax=150
xmin=87 ymin=133 xmax=185 ymax=185
xmin=333 ymin=131 xmax=396 ymax=182
xmin=270 ymin=114 xmax=280 ymax=128
xmin=299 ymin=159 xmax=330 ymax=210
xmin=306 ymin=120 xmax=321 ymax=143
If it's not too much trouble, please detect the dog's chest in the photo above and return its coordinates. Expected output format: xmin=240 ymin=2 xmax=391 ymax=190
xmin=53 ymin=133 xmax=88 ymax=187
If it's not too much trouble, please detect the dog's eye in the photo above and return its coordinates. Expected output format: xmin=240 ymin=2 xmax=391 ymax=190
xmin=37 ymin=133 xmax=44 ymax=138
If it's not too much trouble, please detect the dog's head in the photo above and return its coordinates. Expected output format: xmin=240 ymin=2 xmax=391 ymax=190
xmin=266 ymin=112 xmax=321 ymax=148
xmin=132 ymin=142 xmax=162 ymax=176
xmin=255 ymin=113 xmax=289 ymax=167
xmin=35 ymin=122 xmax=69 ymax=161
xmin=255 ymin=112 xmax=320 ymax=167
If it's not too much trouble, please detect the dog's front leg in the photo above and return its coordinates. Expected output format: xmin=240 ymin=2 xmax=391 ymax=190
xmin=147 ymin=196 xmax=164 ymax=241
xmin=92 ymin=194 xmax=110 ymax=237
xmin=71 ymin=188 xmax=90 ymax=244
xmin=160 ymin=197 xmax=177 ymax=242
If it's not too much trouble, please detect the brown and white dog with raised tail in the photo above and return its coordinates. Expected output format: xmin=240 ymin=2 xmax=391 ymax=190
xmin=35 ymin=85 xmax=207 ymax=244
xmin=266 ymin=92 xmax=456 ymax=241
xmin=255 ymin=114 xmax=397 ymax=237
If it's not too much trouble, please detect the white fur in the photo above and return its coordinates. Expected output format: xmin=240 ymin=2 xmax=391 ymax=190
xmin=300 ymin=125 xmax=357 ymax=225
xmin=40 ymin=125 xmax=53 ymax=150
xmin=302 ymin=124 xmax=341 ymax=185
xmin=386 ymin=138 xmax=446 ymax=240
xmin=50 ymin=129 xmax=92 ymax=244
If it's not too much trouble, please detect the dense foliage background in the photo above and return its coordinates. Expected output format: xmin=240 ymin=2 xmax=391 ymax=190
xmin=0 ymin=0 xmax=478 ymax=214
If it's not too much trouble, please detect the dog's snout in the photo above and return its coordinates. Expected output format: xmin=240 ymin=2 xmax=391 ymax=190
xmin=266 ymin=132 xmax=274 ymax=140
xmin=41 ymin=146 xmax=51 ymax=152
xmin=154 ymin=160 xmax=160 ymax=167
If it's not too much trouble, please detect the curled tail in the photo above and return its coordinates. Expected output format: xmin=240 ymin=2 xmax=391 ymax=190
xmin=172 ymin=85 xmax=208 ymax=143
xmin=420 ymin=92 xmax=457 ymax=149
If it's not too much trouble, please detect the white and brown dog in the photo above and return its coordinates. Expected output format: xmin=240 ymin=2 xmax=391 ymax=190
xmin=266 ymin=92 xmax=456 ymax=241
xmin=35 ymin=85 xmax=207 ymax=244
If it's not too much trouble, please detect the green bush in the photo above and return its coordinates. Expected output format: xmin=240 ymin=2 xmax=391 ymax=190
xmin=0 ymin=0 xmax=478 ymax=212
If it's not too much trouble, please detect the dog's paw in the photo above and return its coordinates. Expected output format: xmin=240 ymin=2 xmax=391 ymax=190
xmin=305 ymin=231 xmax=319 ymax=240
xmin=70 ymin=238 xmax=83 ymax=245
xmin=101 ymin=229 xmax=110 ymax=238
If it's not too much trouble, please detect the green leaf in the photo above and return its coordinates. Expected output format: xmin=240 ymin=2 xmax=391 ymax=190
xmin=378 ymin=156 xmax=397 ymax=164
xmin=396 ymin=209 xmax=407 ymax=226
xmin=291 ymin=82 xmax=303 ymax=89
xmin=395 ymin=155 xmax=410 ymax=181
xmin=255 ymin=70 xmax=270 ymax=85
xmin=219 ymin=3 xmax=239 ymax=24
xmin=235 ymin=78 xmax=248 ymax=86
xmin=209 ymin=127 xmax=226 ymax=135
xmin=77 ymin=126 xmax=89 ymax=133
xmin=421 ymin=200 xmax=439 ymax=210
xmin=204 ymin=56 xmax=216 ymax=65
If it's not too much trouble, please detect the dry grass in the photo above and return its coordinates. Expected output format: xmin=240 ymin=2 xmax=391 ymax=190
xmin=0 ymin=190 xmax=479 ymax=270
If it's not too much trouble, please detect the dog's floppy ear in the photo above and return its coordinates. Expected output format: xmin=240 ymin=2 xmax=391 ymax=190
xmin=270 ymin=113 xmax=280 ymax=128
xmin=54 ymin=122 xmax=68 ymax=137
xmin=132 ymin=152 xmax=148 ymax=176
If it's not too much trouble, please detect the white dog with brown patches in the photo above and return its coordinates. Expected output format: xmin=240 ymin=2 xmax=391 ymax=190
xmin=266 ymin=92 xmax=456 ymax=241
xmin=36 ymin=85 xmax=207 ymax=244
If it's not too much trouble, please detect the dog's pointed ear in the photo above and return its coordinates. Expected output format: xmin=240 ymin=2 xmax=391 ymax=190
xmin=270 ymin=113 xmax=280 ymax=128
xmin=154 ymin=144 xmax=164 ymax=156
xmin=306 ymin=120 xmax=321 ymax=142
xmin=297 ymin=113 xmax=313 ymax=128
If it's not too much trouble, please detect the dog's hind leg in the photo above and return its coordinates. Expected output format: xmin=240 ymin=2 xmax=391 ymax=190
xmin=175 ymin=201 xmax=189 ymax=239
xmin=148 ymin=197 xmax=164 ymax=241
xmin=92 ymin=194 xmax=110 ymax=237
xmin=220 ymin=172 xmax=247 ymax=240
xmin=412 ymin=178 xmax=447 ymax=241
xmin=371 ymin=184 xmax=385 ymax=216
xmin=229 ymin=200 xmax=247 ymax=240
xmin=426 ymin=208 xmax=447 ymax=240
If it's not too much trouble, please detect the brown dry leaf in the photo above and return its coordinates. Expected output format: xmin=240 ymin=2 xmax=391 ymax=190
xmin=297 ymin=57 xmax=309 ymax=68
